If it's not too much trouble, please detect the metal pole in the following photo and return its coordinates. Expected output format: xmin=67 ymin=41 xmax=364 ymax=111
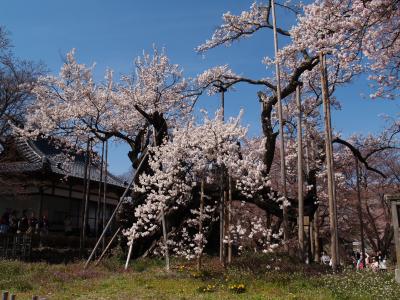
xmin=84 ymin=150 xmax=148 ymax=269
xmin=355 ymin=158 xmax=366 ymax=268
xmin=296 ymin=86 xmax=304 ymax=261
xmin=319 ymin=52 xmax=338 ymax=270
xmin=271 ymin=0 xmax=289 ymax=245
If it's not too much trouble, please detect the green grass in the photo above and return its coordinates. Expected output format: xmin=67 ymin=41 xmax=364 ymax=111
xmin=0 ymin=254 xmax=399 ymax=300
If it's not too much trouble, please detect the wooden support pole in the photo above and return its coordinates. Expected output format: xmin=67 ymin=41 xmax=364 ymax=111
xmin=82 ymin=140 xmax=92 ymax=253
xmin=95 ymin=227 xmax=121 ymax=266
xmin=271 ymin=0 xmax=289 ymax=246
xmin=151 ymin=125 xmax=170 ymax=272
xmin=223 ymin=188 xmax=228 ymax=267
xmin=227 ymin=176 xmax=232 ymax=264
xmin=385 ymin=195 xmax=400 ymax=282
xmin=296 ymin=86 xmax=304 ymax=261
xmin=390 ymin=198 xmax=400 ymax=282
xmin=219 ymin=174 xmax=225 ymax=263
xmin=304 ymin=121 xmax=314 ymax=262
xmin=102 ymin=139 xmax=109 ymax=251
xmin=319 ymin=52 xmax=339 ymax=270
xmin=197 ymin=179 xmax=205 ymax=271
xmin=355 ymin=158 xmax=366 ymax=269
xmin=80 ymin=138 xmax=91 ymax=256
xmin=314 ymin=208 xmax=321 ymax=262
xmin=125 ymin=242 xmax=133 ymax=270
xmin=84 ymin=149 xmax=148 ymax=269
xmin=219 ymin=88 xmax=225 ymax=263
xmin=161 ymin=206 xmax=170 ymax=272
xmin=96 ymin=140 xmax=105 ymax=240
xmin=310 ymin=138 xmax=321 ymax=263
xmin=309 ymin=218 xmax=314 ymax=262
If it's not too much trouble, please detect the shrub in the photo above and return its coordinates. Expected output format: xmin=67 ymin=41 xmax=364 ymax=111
xmin=228 ymin=283 xmax=246 ymax=294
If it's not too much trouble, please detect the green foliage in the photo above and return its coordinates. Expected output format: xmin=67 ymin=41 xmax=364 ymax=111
xmin=0 ymin=256 xmax=398 ymax=299
xmin=318 ymin=270 xmax=400 ymax=300
xmin=132 ymin=258 xmax=163 ymax=272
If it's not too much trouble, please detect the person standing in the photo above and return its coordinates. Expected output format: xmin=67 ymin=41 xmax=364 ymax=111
xmin=9 ymin=210 xmax=18 ymax=233
xmin=18 ymin=210 xmax=29 ymax=234
xmin=0 ymin=211 xmax=9 ymax=234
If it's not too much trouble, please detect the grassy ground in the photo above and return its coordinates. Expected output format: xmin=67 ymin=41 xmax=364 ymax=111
xmin=0 ymin=253 xmax=399 ymax=300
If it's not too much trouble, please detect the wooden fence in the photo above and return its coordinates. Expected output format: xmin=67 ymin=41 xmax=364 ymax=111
xmin=2 ymin=291 xmax=44 ymax=300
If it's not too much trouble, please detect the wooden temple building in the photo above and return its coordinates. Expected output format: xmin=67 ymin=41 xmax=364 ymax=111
xmin=0 ymin=136 xmax=126 ymax=236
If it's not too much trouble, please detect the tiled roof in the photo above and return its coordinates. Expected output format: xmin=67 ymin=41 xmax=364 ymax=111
xmin=0 ymin=137 xmax=126 ymax=188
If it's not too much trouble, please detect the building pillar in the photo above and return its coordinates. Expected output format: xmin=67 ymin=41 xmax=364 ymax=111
xmin=38 ymin=187 xmax=44 ymax=218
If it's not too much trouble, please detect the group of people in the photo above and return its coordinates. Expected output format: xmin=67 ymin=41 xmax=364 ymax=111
xmin=351 ymin=250 xmax=387 ymax=272
xmin=320 ymin=250 xmax=387 ymax=271
xmin=0 ymin=209 xmax=49 ymax=235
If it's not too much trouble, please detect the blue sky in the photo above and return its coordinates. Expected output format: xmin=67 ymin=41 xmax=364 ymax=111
xmin=1 ymin=0 xmax=398 ymax=175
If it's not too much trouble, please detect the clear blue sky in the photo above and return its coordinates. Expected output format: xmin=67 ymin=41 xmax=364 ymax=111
xmin=1 ymin=0 xmax=398 ymax=175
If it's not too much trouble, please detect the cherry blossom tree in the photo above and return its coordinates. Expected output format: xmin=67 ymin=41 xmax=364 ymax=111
xmin=123 ymin=111 xmax=276 ymax=265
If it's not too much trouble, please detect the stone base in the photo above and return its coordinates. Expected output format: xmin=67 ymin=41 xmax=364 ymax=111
xmin=396 ymin=269 xmax=400 ymax=284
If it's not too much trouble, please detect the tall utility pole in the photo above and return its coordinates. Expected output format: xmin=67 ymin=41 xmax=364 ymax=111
xmin=296 ymin=86 xmax=304 ymax=260
xmin=355 ymin=158 xmax=366 ymax=268
xmin=271 ymin=0 xmax=289 ymax=244
xmin=319 ymin=52 xmax=339 ymax=270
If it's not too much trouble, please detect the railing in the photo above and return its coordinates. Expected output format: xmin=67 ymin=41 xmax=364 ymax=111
xmin=0 ymin=235 xmax=32 ymax=259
